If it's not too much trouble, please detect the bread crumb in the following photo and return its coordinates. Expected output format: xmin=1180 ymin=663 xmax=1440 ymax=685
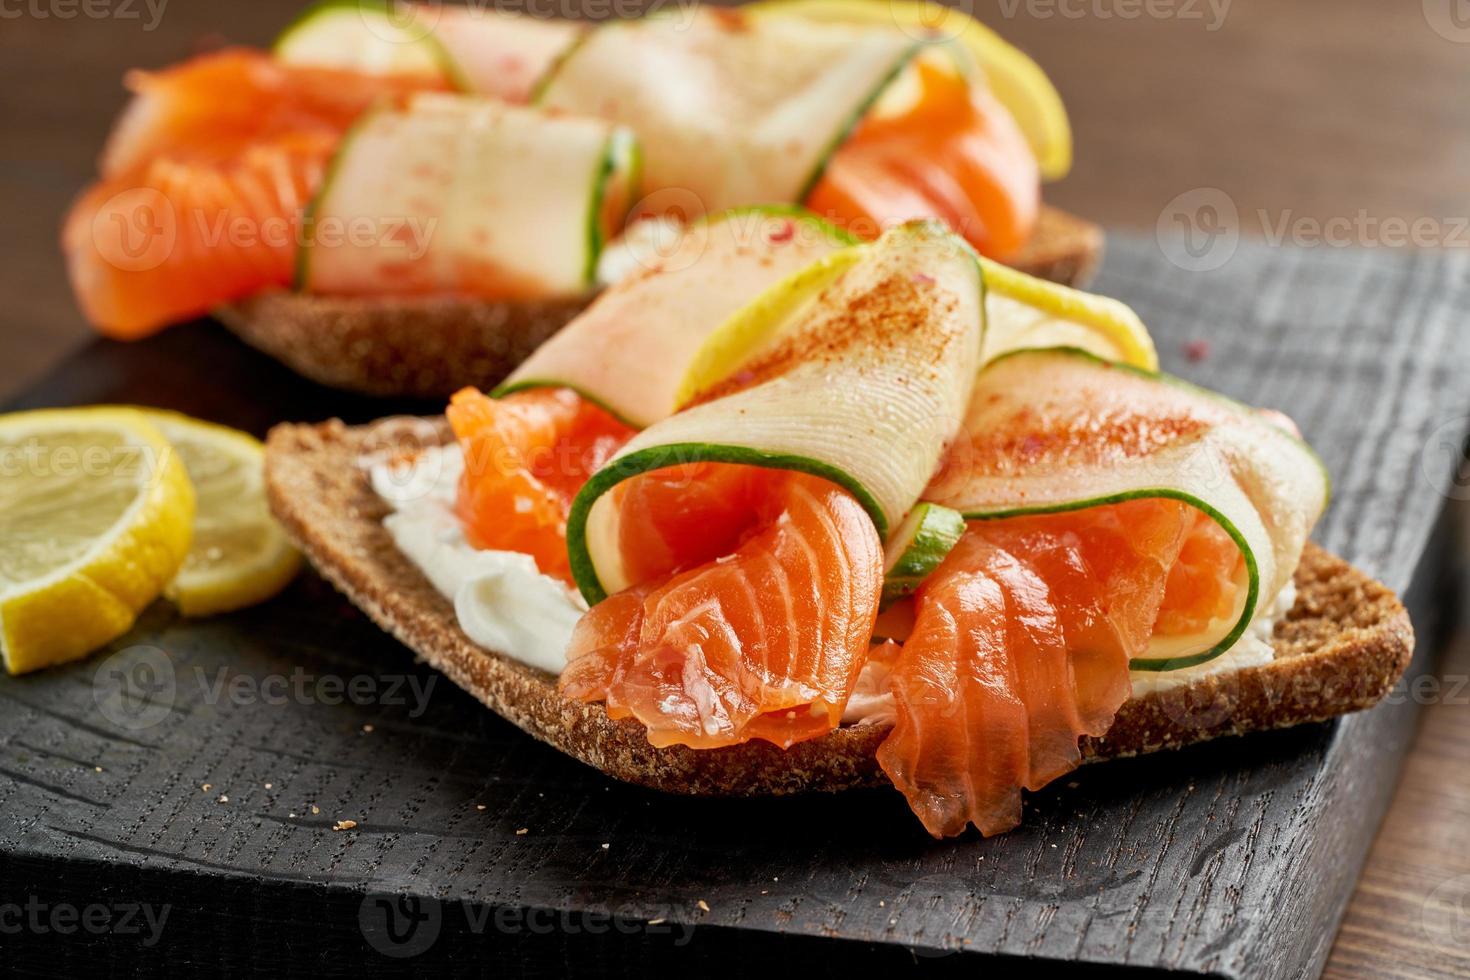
xmin=94 ymin=767 xmax=103 ymax=773
xmin=332 ymin=819 xmax=358 ymax=831
xmin=264 ymin=782 xmax=273 ymax=789
xmin=696 ymin=900 xmax=710 ymax=912
xmin=289 ymin=813 xmax=296 ymax=819
xmin=515 ymin=827 xmax=528 ymax=836
xmin=600 ymin=843 xmax=610 ymax=850
xmin=217 ymin=794 xmax=229 ymax=804
xmin=201 ymin=784 xmax=211 ymax=792
xmin=361 ymin=724 xmax=374 ymax=734
xmin=310 ymin=805 xmax=320 ymax=815
xmin=475 ymin=804 xmax=486 ymax=811
xmin=647 ymin=917 xmax=665 ymax=926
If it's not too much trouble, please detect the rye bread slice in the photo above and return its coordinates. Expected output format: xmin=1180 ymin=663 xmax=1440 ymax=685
xmin=216 ymin=291 xmax=593 ymax=400
xmin=263 ymin=417 xmax=1412 ymax=796
xmin=221 ymin=206 xmax=1102 ymax=400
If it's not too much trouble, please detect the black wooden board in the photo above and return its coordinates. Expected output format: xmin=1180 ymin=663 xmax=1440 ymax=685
xmin=2 ymin=235 xmax=1467 ymax=978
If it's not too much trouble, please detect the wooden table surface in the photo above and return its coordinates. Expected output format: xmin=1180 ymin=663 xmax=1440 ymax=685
xmin=2 ymin=2 xmax=1467 ymax=976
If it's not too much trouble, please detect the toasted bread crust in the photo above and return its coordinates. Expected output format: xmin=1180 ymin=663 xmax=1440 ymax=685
xmin=263 ymin=417 xmax=1411 ymax=797
xmin=1008 ymin=204 xmax=1104 ymax=288
xmin=216 ymin=291 xmax=593 ymax=399
xmin=222 ymin=206 xmax=1102 ymax=399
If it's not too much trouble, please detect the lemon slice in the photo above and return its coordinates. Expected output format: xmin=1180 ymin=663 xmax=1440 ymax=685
xmin=746 ymin=0 xmax=1073 ymax=180
xmin=145 ymin=412 xmax=302 ymax=618
xmin=0 ymin=408 xmax=194 ymax=674
xmin=674 ymin=245 xmax=866 ymax=409
xmin=979 ymin=257 xmax=1157 ymax=370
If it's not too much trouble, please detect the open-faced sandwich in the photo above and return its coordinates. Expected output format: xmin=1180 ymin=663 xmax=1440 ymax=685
xmin=264 ymin=212 xmax=1413 ymax=837
xmin=64 ymin=0 xmax=1100 ymax=397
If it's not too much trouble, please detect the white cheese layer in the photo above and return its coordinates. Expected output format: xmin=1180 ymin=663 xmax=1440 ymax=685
xmin=368 ymin=444 xmax=585 ymax=676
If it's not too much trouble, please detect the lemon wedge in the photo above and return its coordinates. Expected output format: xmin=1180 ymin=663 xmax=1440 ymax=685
xmin=0 ymin=408 xmax=194 ymax=674
xmin=675 ymin=242 xmax=1156 ymax=410
xmin=674 ymin=245 xmax=866 ymax=409
xmin=979 ymin=257 xmax=1158 ymax=371
xmin=146 ymin=411 xmax=302 ymax=618
xmin=746 ymin=0 xmax=1073 ymax=180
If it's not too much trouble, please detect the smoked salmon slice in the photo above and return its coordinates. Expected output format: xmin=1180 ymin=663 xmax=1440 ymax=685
xmin=448 ymin=387 xmax=635 ymax=583
xmin=807 ymin=59 xmax=1039 ymax=261
xmin=876 ymin=498 xmax=1243 ymax=838
xmin=560 ymin=466 xmax=884 ymax=749
xmin=100 ymin=48 xmax=437 ymax=178
xmin=65 ymin=132 xmax=335 ymax=338
xmin=66 ymin=49 xmax=440 ymax=338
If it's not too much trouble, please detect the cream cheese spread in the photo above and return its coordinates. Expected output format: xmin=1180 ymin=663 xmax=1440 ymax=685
xmin=368 ymin=443 xmax=585 ymax=675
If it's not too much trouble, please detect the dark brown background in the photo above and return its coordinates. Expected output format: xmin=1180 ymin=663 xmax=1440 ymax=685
xmin=1 ymin=2 xmax=1467 ymax=975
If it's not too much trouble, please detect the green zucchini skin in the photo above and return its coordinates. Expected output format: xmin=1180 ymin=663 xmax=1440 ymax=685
xmin=566 ymin=443 xmax=890 ymax=606
xmin=292 ymin=105 xmax=375 ymax=291
xmin=934 ymin=346 xmax=1328 ymax=672
xmin=273 ymin=0 xmax=465 ymax=88
xmin=881 ymin=502 xmax=967 ymax=607
xmin=490 ymin=205 xmax=860 ymax=427
xmin=563 ymin=222 xmax=984 ymax=606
